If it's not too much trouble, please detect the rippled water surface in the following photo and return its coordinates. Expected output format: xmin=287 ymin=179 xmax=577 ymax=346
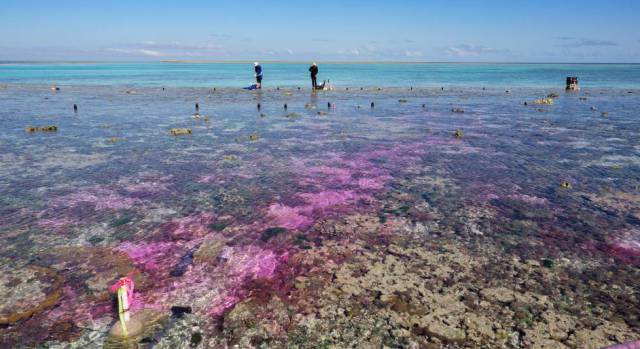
xmin=0 ymin=84 xmax=639 ymax=348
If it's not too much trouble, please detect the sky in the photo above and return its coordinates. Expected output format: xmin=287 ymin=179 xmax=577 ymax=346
xmin=1 ymin=0 xmax=639 ymax=63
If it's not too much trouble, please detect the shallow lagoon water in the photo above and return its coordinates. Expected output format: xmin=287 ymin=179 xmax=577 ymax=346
xmin=0 ymin=84 xmax=639 ymax=348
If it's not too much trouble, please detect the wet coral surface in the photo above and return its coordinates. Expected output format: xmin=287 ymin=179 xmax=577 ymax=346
xmin=0 ymin=85 xmax=639 ymax=348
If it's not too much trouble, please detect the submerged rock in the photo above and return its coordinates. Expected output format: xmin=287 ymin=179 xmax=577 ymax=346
xmin=170 ymin=128 xmax=192 ymax=136
xmin=104 ymin=309 xmax=168 ymax=348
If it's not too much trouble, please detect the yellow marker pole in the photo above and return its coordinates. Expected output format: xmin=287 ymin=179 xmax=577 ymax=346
xmin=117 ymin=287 xmax=129 ymax=337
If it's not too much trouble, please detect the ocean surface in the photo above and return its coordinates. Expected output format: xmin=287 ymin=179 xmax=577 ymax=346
xmin=1 ymin=62 xmax=640 ymax=88
xmin=0 ymin=65 xmax=639 ymax=348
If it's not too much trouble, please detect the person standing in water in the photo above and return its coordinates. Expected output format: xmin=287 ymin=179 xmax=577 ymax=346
xmin=254 ymin=62 xmax=263 ymax=89
xmin=309 ymin=62 xmax=318 ymax=89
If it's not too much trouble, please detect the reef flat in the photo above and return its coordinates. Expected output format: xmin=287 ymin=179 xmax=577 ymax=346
xmin=0 ymin=85 xmax=639 ymax=348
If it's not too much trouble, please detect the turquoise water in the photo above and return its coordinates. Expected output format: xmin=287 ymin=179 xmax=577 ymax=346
xmin=1 ymin=62 xmax=639 ymax=88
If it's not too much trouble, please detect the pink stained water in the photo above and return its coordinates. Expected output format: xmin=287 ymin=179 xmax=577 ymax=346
xmin=298 ymin=190 xmax=360 ymax=210
xmin=53 ymin=188 xmax=142 ymax=211
xmin=507 ymin=194 xmax=549 ymax=205
xmin=305 ymin=166 xmax=353 ymax=184
xmin=267 ymin=204 xmax=314 ymax=229
xmin=357 ymin=176 xmax=392 ymax=190
xmin=221 ymin=245 xmax=282 ymax=280
xmin=165 ymin=213 xmax=216 ymax=240
xmin=116 ymin=241 xmax=177 ymax=271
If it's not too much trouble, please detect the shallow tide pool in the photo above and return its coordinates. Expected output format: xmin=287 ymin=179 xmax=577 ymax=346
xmin=0 ymin=85 xmax=639 ymax=348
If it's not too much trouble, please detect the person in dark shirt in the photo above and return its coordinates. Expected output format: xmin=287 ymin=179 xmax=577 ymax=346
xmin=309 ymin=62 xmax=318 ymax=89
xmin=254 ymin=62 xmax=263 ymax=89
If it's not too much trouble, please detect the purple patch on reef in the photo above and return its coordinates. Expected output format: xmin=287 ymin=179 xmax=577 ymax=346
xmin=267 ymin=204 xmax=314 ymax=229
xmin=52 ymin=188 xmax=142 ymax=211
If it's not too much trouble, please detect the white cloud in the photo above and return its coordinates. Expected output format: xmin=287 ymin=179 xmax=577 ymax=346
xmin=556 ymin=37 xmax=617 ymax=48
xmin=404 ymin=50 xmax=423 ymax=57
xmin=138 ymin=49 xmax=164 ymax=57
xmin=445 ymin=44 xmax=503 ymax=57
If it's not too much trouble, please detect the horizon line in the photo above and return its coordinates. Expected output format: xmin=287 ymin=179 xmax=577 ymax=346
xmin=0 ymin=60 xmax=639 ymax=65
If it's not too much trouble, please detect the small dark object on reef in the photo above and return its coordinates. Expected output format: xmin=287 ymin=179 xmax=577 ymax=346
xmin=483 ymin=87 xmax=486 ymax=90
xmin=451 ymin=108 xmax=464 ymax=113
xmin=441 ymin=87 xmax=444 ymax=91
xmin=547 ymin=92 xmax=560 ymax=99
xmin=297 ymin=87 xmax=301 ymax=90
xmin=277 ymin=87 xmax=280 ymax=90
xmin=561 ymin=181 xmax=572 ymax=189
xmin=542 ymin=259 xmax=554 ymax=268
xmin=410 ymin=87 xmax=413 ymax=91
xmin=162 ymin=87 xmax=165 ymax=91
xmin=257 ymin=103 xmax=261 ymax=110
xmin=170 ymin=248 xmax=197 ymax=277
xmin=208 ymin=222 xmax=227 ymax=231
xmin=261 ymin=227 xmax=287 ymax=241
xmin=422 ymin=104 xmax=426 ymax=108
xmin=360 ymin=87 xmax=363 ymax=90
xmin=170 ymin=306 xmax=192 ymax=318
xmin=523 ymin=102 xmax=528 ymax=106
xmin=371 ymin=102 xmax=374 ymax=108
xmin=190 ymin=333 xmax=203 ymax=348
xmin=26 ymin=125 xmax=58 ymax=133
xmin=317 ymin=111 xmax=327 ymax=115
xmin=590 ymin=106 xmax=598 ymax=111
xmin=284 ymin=104 xmax=288 ymax=110
xmin=579 ymin=97 xmax=588 ymax=101
xmin=453 ymin=129 xmax=464 ymax=138
xmin=398 ymin=99 xmax=408 ymax=103
xmin=378 ymin=87 xmax=381 ymax=91
xmin=505 ymin=90 xmax=511 ymax=94
xmin=248 ymin=133 xmax=259 ymax=141
xmin=73 ymin=104 xmax=78 ymax=112
xmin=195 ymin=103 xmax=199 ymax=112
xmin=260 ymin=113 xmax=267 ymax=118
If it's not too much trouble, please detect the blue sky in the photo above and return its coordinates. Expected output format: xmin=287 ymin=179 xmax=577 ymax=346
xmin=1 ymin=0 xmax=639 ymax=62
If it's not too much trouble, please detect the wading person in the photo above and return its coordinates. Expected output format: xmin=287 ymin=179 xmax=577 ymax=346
xmin=309 ymin=62 xmax=318 ymax=89
xmin=254 ymin=62 xmax=263 ymax=89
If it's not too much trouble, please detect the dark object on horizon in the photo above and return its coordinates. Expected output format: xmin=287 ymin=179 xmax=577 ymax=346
xmin=371 ymin=102 xmax=374 ymax=108
xmin=361 ymin=87 xmax=363 ymax=90
xmin=257 ymin=103 xmax=261 ymax=110
xmin=195 ymin=103 xmax=199 ymax=112
xmin=410 ymin=87 xmax=413 ymax=91
xmin=297 ymin=87 xmax=301 ymax=90
xmin=284 ymin=104 xmax=288 ymax=110
xmin=566 ymin=77 xmax=579 ymax=91
xmin=346 ymin=87 xmax=349 ymax=91
xmin=73 ymin=104 xmax=78 ymax=112
xmin=441 ymin=87 xmax=444 ymax=91
xmin=162 ymin=87 xmax=165 ymax=91
xmin=213 ymin=88 xmax=216 ymax=91
xmin=328 ymin=102 xmax=331 ymax=109
xmin=422 ymin=104 xmax=426 ymax=108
